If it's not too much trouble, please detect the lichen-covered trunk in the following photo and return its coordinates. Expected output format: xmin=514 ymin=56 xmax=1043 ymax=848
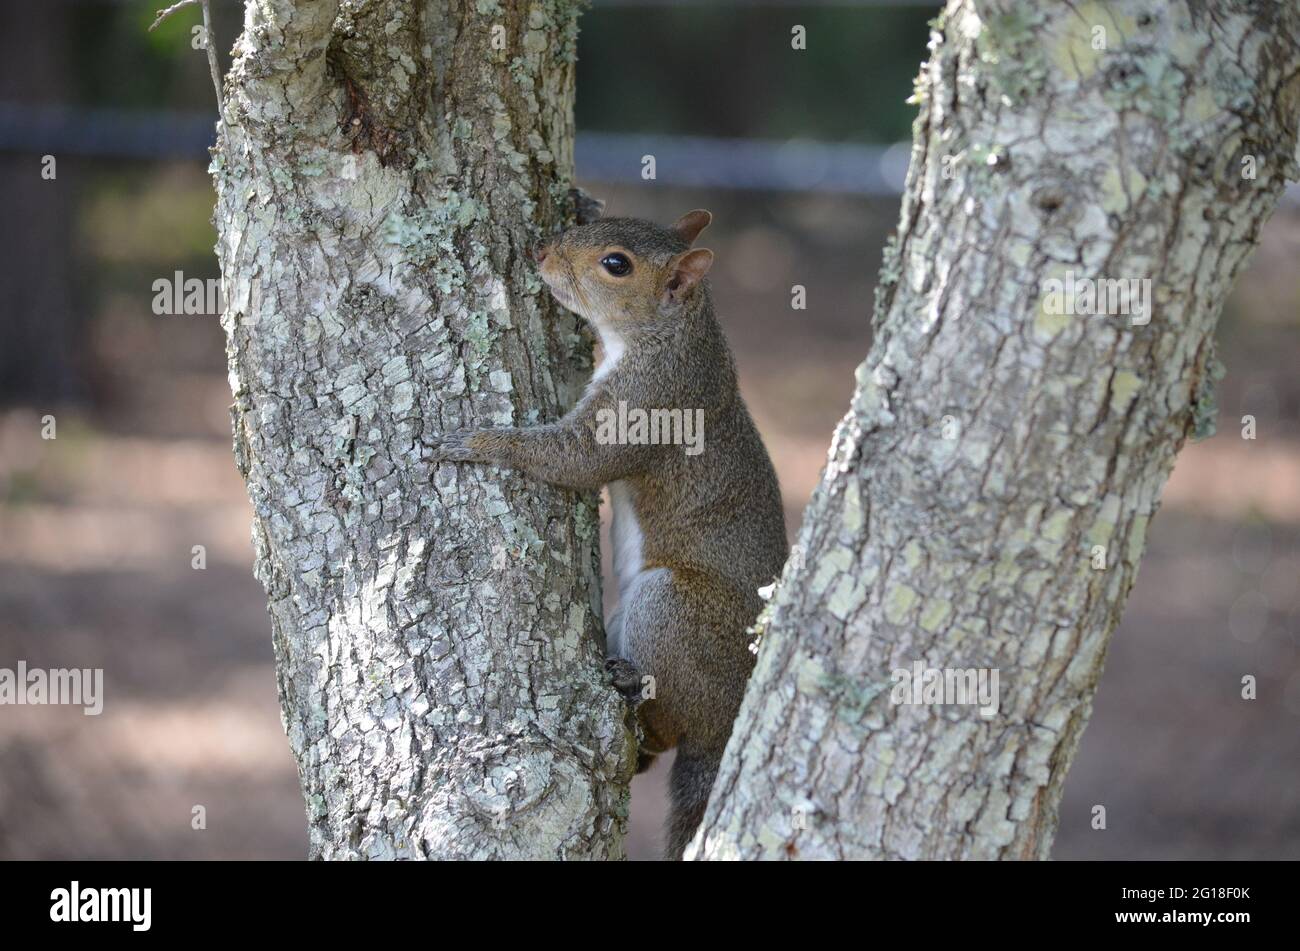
xmin=212 ymin=0 xmax=634 ymax=859
xmin=691 ymin=0 xmax=1300 ymax=860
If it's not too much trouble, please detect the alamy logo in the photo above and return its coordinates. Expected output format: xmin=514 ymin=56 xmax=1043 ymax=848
xmin=890 ymin=661 xmax=999 ymax=717
xmin=0 ymin=662 xmax=103 ymax=715
xmin=595 ymin=401 xmax=705 ymax=456
xmin=152 ymin=270 xmax=224 ymax=315
xmin=50 ymin=882 xmax=151 ymax=931
xmin=1041 ymin=270 xmax=1151 ymax=326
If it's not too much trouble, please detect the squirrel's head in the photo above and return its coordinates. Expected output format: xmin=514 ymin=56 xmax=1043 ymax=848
xmin=536 ymin=209 xmax=714 ymax=334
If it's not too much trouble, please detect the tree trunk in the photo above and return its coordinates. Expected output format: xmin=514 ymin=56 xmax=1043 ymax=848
xmin=213 ymin=0 xmax=634 ymax=860
xmin=691 ymin=0 xmax=1300 ymax=860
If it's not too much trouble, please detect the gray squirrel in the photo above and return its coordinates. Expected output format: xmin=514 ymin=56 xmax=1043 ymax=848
xmin=427 ymin=209 xmax=788 ymax=859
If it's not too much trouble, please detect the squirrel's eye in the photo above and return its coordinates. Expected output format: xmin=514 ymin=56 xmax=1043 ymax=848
xmin=600 ymin=253 xmax=632 ymax=277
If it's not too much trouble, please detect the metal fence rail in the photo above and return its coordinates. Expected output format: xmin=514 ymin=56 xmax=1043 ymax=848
xmin=0 ymin=102 xmax=910 ymax=195
xmin=2 ymin=102 xmax=1296 ymax=205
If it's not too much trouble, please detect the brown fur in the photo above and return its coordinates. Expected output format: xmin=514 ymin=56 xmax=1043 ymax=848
xmin=429 ymin=209 xmax=788 ymax=859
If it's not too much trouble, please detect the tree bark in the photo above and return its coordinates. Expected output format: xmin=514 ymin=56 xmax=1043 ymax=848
xmin=212 ymin=0 xmax=634 ymax=860
xmin=691 ymin=0 xmax=1300 ymax=860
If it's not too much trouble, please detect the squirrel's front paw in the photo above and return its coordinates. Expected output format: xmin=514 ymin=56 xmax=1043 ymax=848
xmin=424 ymin=429 xmax=483 ymax=463
xmin=604 ymin=657 xmax=647 ymax=707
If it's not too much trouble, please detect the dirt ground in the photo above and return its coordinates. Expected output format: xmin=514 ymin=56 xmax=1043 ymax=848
xmin=1 ymin=185 xmax=1297 ymax=860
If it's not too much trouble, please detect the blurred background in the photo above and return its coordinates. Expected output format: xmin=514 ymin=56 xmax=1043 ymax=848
xmin=1 ymin=0 xmax=1297 ymax=861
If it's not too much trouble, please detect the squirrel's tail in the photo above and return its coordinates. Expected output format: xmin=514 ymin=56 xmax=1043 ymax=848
xmin=665 ymin=748 xmax=719 ymax=860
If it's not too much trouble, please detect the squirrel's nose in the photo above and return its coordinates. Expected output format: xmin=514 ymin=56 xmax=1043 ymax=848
xmin=533 ymin=244 xmax=549 ymax=265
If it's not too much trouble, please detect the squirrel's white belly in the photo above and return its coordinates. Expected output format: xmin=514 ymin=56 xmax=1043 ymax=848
xmin=608 ymin=481 xmax=644 ymax=594
xmin=605 ymin=480 xmax=647 ymax=657
xmin=591 ymin=327 xmax=626 ymax=384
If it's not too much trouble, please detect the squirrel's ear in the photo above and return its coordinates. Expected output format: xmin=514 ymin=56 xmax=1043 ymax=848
xmin=663 ymin=248 xmax=714 ymax=304
xmin=569 ymin=187 xmax=605 ymax=225
xmin=672 ymin=209 xmax=712 ymax=246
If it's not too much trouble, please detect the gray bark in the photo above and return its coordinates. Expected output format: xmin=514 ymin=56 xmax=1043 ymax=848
xmin=691 ymin=0 xmax=1300 ymax=860
xmin=212 ymin=0 xmax=635 ymax=860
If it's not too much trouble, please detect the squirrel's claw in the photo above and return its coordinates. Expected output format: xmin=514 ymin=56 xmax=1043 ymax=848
xmin=423 ymin=429 xmax=480 ymax=463
xmin=604 ymin=657 xmax=646 ymax=707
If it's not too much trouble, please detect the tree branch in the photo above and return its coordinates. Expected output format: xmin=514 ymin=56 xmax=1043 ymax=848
xmin=148 ymin=0 xmax=223 ymax=118
xmin=691 ymin=0 xmax=1300 ymax=861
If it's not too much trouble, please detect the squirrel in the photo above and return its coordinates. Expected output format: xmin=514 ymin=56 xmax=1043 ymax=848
xmin=427 ymin=209 xmax=788 ymax=859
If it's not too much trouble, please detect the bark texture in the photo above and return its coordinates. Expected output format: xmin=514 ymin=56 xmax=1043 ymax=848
xmin=213 ymin=0 xmax=635 ymax=860
xmin=692 ymin=0 xmax=1300 ymax=860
